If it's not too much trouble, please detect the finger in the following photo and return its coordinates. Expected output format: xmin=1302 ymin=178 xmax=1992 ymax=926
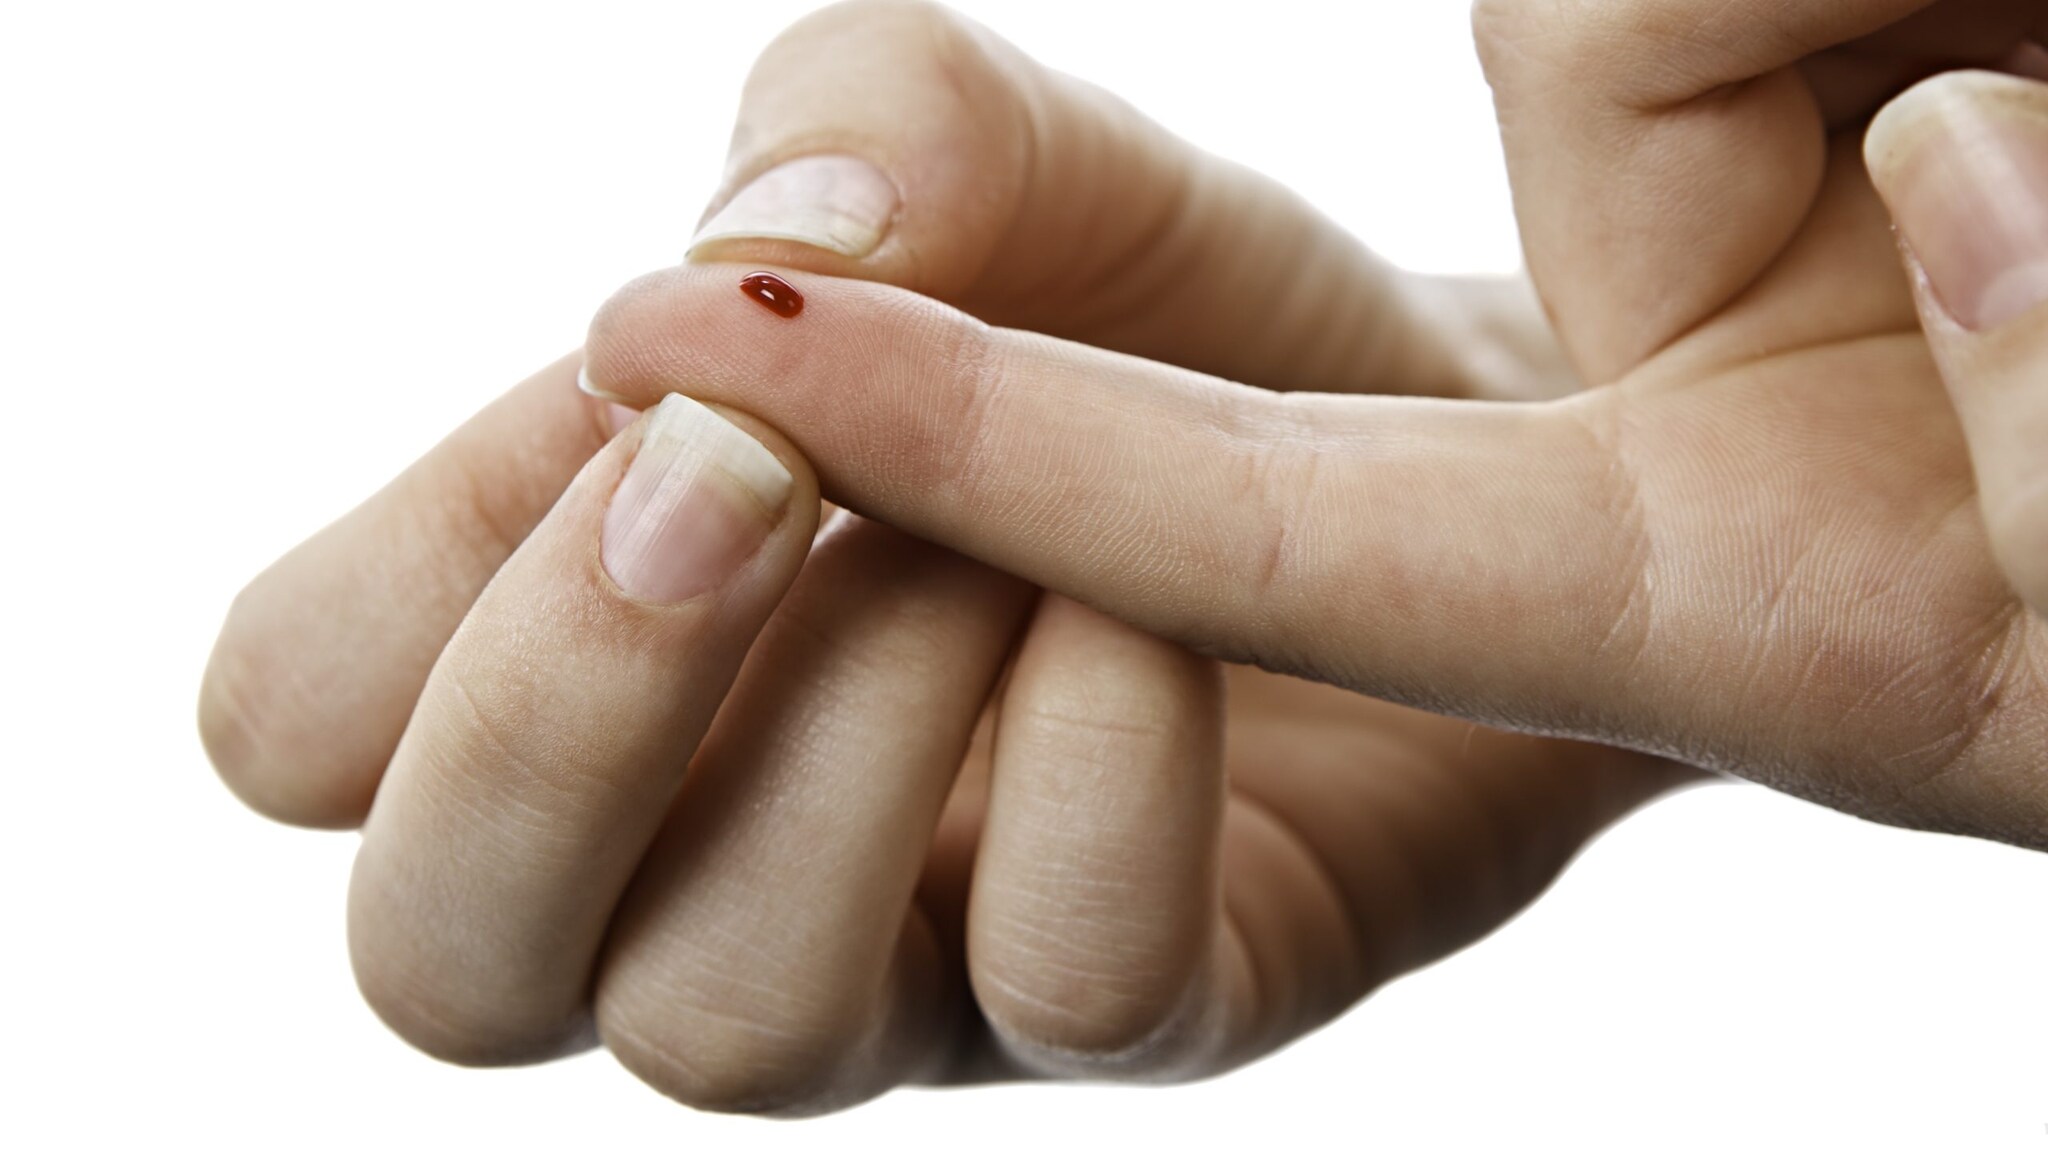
xmin=593 ymin=519 xmax=1033 ymax=1115
xmin=584 ymin=264 xmax=2048 ymax=848
xmin=1868 ymin=69 xmax=2048 ymax=615
xmin=968 ymin=597 xmax=1238 ymax=1078
xmin=346 ymin=394 xmax=819 ymax=1065
xmin=1472 ymin=0 xmax=1961 ymax=381
xmin=678 ymin=0 xmax=1541 ymax=399
xmin=583 ymin=265 xmax=1639 ymax=760
xmin=198 ymin=352 xmax=617 ymax=827
xmin=975 ymin=619 xmax=1697 ymax=1084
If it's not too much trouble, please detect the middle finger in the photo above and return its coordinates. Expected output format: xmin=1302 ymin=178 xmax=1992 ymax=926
xmin=593 ymin=516 xmax=1033 ymax=1116
xmin=346 ymin=394 xmax=818 ymax=1065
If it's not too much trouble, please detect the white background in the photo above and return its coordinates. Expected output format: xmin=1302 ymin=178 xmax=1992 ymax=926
xmin=2 ymin=2 xmax=2043 ymax=1148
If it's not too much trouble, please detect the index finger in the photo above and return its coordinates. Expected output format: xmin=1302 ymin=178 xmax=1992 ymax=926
xmin=581 ymin=263 xmax=1637 ymax=736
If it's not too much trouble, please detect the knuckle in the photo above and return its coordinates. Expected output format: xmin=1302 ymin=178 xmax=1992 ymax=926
xmin=1008 ymin=676 xmax=1179 ymax=757
xmin=1221 ymin=405 xmax=1321 ymax=626
xmin=198 ymin=583 xmax=373 ymax=828
xmin=349 ymin=933 xmax=590 ymax=1068
xmin=925 ymin=310 xmax=1007 ymax=505
xmin=593 ymin=960 xmax=871 ymax=1117
xmin=432 ymin=652 xmax=594 ymax=814
xmin=598 ymin=983 xmax=872 ymax=1106
xmin=1160 ymin=392 xmax=1332 ymax=681
xmin=972 ymin=933 xmax=1201 ymax=1076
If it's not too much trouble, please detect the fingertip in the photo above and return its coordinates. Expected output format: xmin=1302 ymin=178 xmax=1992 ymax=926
xmin=969 ymin=597 xmax=1227 ymax=1075
xmin=198 ymin=588 xmax=377 ymax=830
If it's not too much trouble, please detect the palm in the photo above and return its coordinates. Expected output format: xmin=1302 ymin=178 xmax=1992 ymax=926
xmin=1557 ymin=38 xmax=2048 ymax=833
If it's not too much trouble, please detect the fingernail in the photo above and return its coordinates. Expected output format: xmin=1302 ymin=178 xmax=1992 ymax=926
xmin=602 ymin=394 xmax=793 ymax=603
xmin=1868 ymin=71 xmax=2048 ymax=331
xmin=604 ymin=403 xmax=638 ymax=436
xmin=687 ymin=155 xmax=899 ymax=261
xmin=577 ymin=364 xmax=629 ymax=404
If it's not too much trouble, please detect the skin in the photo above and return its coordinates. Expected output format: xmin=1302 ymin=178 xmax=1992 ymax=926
xmin=203 ymin=0 xmax=2048 ymax=1119
xmin=1867 ymin=65 xmax=2048 ymax=626
xmin=198 ymin=1 xmax=1688 ymax=1116
xmin=584 ymin=0 xmax=2048 ymax=846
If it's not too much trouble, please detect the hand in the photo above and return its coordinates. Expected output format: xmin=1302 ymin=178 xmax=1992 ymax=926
xmin=201 ymin=367 xmax=1677 ymax=1114
xmin=581 ymin=1 xmax=2048 ymax=848
xmin=198 ymin=1 xmax=1686 ymax=1114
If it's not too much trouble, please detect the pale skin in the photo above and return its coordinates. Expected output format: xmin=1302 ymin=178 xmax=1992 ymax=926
xmin=202 ymin=0 xmax=2047 ymax=1118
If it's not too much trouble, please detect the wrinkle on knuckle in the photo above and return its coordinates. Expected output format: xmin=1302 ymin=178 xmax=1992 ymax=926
xmin=972 ymin=941 xmax=1206 ymax=1079
xmin=1240 ymin=443 xmax=1300 ymax=607
xmin=351 ymin=945 xmax=587 ymax=1068
xmin=1008 ymin=672 xmax=1180 ymax=763
xmin=421 ymin=661 xmax=626 ymax=855
xmin=972 ymin=875 xmax=1209 ymax=1070
xmin=595 ymin=957 xmax=872 ymax=1116
xmin=437 ymin=663 xmax=559 ymax=796
xmin=1221 ymin=396 xmax=1324 ymax=635
xmin=926 ymin=313 xmax=1007 ymax=508
xmin=1564 ymin=397 xmax=1657 ymax=692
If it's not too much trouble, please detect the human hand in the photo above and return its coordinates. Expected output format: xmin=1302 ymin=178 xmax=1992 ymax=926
xmin=198 ymin=2 xmax=1687 ymax=1114
xmin=200 ymin=372 xmax=1676 ymax=1112
xmin=581 ymin=1 xmax=2048 ymax=847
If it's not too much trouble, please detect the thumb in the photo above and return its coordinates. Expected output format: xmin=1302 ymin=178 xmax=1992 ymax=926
xmin=582 ymin=265 xmax=1642 ymax=732
xmin=674 ymin=0 xmax=1512 ymax=400
xmin=1868 ymin=69 xmax=2048 ymax=617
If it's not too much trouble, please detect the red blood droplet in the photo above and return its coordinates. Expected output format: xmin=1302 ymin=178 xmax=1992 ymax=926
xmin=740 ymin=271 xmax=803 ymax=318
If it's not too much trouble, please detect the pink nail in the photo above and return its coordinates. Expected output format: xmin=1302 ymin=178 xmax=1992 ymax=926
xmin=601 ymin=395 xmax=793 ymax=603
